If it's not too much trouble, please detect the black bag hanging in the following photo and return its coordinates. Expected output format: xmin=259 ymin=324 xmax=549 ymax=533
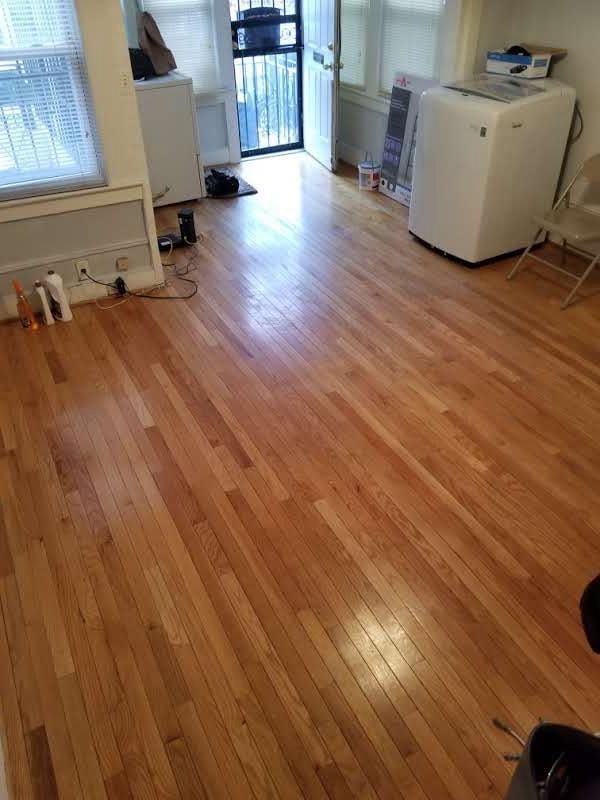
xmin=129 ymin=48 xmax=156 ymax=80
xmin=505 ymin=723 xmax=600 ymax=799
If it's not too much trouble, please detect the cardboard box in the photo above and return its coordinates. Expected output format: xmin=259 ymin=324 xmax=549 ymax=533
xmin=486 ymin=43 xmax=567 ymax=79
xmin=379 ymin=73 xmax=437 ymax=207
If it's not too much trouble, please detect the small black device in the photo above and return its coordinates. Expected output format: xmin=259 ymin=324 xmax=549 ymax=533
xmin=506 ymin=45 xmax=531 ymax=57
xmin=157 ymin=208 xmax=198 ymax=251
xmin=177 ymin=208 xmax=197 ymax=244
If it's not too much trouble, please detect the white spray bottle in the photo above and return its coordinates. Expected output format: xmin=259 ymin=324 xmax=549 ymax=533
xmin=43 ymin=270 xmax=72 ymax=322
xmin=34 ymin=280 xmax=55 ymax=326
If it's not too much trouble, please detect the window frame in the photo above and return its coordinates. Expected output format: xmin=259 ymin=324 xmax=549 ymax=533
xmin=378 ymin=0 xmax=445 ymax=93
xmin=0 ymin=0 xmax=104 ymax=202
xmin=339 ymin=0 xmax=370 ymax=91
xmin=340 ymin=0 xmax=464 ymax=112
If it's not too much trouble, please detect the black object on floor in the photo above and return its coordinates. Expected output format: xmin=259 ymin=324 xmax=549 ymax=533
xmin=204 ymin=168 xmax=257 ymax=199
xmin=580 ymin=574 xmax=600 ymax=652
xmin=504 ymin=723 xmax=600 ymax=799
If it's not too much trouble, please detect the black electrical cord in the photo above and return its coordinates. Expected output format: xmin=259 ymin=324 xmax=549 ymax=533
xmin=570 ymin=101 xmax=584 ymax=144
xmin=84 ymin=272 xmax=116 ymax=288
xmin=85 ymin=251 xmax=199 ymax=302
xmin=126 ymin=247 xmax=199 ymax=298
xmin=125 ymin=275 xmax=198 ymax=300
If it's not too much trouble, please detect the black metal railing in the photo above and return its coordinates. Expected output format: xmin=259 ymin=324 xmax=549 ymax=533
xmin=230 ymin=1 xmax=302 ymax=157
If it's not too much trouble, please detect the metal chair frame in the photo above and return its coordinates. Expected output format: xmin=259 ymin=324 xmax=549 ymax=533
xmin=507 ymin=154 xmax=600 ymax=309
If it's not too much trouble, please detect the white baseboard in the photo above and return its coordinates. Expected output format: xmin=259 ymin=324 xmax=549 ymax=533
xmin=1 ymin=266 xmax=160 ymax=322
xmin=337 ymin=142 xmax=363 ymax=167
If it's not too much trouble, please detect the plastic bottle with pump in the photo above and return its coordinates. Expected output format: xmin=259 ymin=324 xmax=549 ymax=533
xmin=34 ymin=280 xmax=55 ymax=326
xmin=43 ymin=270 xmax=73 ymax=322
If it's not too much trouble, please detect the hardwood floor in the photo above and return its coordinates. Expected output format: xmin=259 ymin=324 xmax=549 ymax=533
xmin=1 ymin=152 xmax=600 ymax=799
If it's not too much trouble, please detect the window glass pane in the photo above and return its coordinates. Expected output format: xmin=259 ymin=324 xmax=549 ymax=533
xmin=340 ymin=0 xmax=368 ymax=88
xmin=380 ymin=0 xmax=444 ymax=91
xmin=0 ymin=0 xmax=103 ymax=199
xmin=235 ymin=52 xmax=299 ymax=153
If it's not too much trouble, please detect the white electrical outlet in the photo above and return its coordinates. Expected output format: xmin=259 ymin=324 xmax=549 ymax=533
xmin=74 ymin=259 xmax=89 ymax=281
xmin=119 ymin=71 xmax=132 ymax=95
xmin=116 ymin=256 xmax=129 ymax=272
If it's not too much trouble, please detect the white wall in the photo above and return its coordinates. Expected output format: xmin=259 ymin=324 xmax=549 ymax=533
xmin=338 ymin=99 xmax=388 ymax=167
xmin=0 ymin=0 xmax=162 ymax=320
xmin=77 ymin=0 xmax=157 ymax=199
xmin=474 ymin=0 xmax=516 ymax=71
xmin=503 ymin=0 xmax=599 ymax=184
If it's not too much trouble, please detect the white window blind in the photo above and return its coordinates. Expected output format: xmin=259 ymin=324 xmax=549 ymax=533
xmin=380 ymin=0 xmax=444 ymax=92
xmin=340 ymin=0 xmax=369 ymax=88
xmin=0 ymin=0 xmax=103 ymax=200
xmin=142 ymin=0 xmax=219 ymax=92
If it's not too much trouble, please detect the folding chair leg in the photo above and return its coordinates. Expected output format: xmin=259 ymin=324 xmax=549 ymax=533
xmin=561 ymin=238 xmax=567 ymax=268
xmin=561 ymin=253 xmax=600 ymax=309
xmin=507 ymin=228 xmax=543 ymax=281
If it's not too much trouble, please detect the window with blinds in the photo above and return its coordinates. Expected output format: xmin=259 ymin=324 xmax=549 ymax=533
xmin=380 ymin=0 xmax=444 ymax=92
xmin=143 ymin=0 xmax=219 ymax=92
xmin=340 ymin=0 xmax=369 ymax=88
xmin=0 ymin=0 xmax=103 ymax=200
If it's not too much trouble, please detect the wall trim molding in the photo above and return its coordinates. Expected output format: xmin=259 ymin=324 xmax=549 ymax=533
xmin=337 ymin=141 xmax=363 ymax=167
xmin=341 ymin=87 xmax=390 ymax=116
xmin=0 ymin=182 xmax=144 ymax=223
xmin=68 ymin=266 xmax=160 ymax=305
xmin=0 ymin=265 xmax=159 ymax=321
xmin=0 ymin=237 xmax=150 ymax=277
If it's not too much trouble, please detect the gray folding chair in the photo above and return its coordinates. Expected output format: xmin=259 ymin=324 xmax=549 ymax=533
xmin=507 ymin=153 xmax=600 ymax=309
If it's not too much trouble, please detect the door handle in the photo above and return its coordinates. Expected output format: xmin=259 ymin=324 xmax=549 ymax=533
xmin=327 ymin=42 xmax=334 ymax=51
xmin=323 ymin=63 xmax=332 ymax=70
xmin=322 ymin=62 xmax=344 ymax=70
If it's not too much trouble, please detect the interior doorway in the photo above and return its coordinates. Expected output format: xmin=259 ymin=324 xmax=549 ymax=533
xmin=230 ymin=1 xmax=303 ymax=158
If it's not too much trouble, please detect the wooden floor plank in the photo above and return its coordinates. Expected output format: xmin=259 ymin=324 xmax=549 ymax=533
xmin=2 ymin=154 xmax=600 ymax=799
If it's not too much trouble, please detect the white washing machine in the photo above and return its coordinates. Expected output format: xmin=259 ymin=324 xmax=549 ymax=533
xmin=408 ymin=76 xmax=576 ymax=265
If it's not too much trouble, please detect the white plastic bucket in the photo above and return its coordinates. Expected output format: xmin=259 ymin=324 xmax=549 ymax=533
xmin=358 ymin=153 xmax=380 ymax=191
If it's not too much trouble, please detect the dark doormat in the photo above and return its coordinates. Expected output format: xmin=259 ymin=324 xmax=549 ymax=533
xmin=204 ymin=168 xmax=258 ymax=199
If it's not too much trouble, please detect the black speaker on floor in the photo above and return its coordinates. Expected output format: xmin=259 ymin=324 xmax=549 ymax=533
xmin=177 ymin=208 xmax=197 ymax=244
xmin=157 ymin=208 xmax=198 ymax=251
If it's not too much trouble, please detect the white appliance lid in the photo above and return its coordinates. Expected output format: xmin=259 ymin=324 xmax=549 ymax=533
xmin=445 ymin=75 xmax=546 ymax=103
